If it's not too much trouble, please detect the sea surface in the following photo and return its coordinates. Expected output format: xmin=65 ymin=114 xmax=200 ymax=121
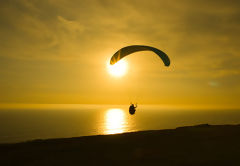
xmin=0 ymin=105 xmax=239 ymax=143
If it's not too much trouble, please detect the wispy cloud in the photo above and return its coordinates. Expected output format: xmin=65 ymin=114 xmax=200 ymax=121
xmin=0 ymin=0 xmax=239 ymax=105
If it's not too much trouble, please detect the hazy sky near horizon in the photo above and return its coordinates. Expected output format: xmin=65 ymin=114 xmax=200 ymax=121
xmin=0 ymin=0 xmax=240 ymax=107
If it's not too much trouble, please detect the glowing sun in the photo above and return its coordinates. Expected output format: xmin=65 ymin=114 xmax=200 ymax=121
xmin=107 ymin=60 xmax=127 ymax=77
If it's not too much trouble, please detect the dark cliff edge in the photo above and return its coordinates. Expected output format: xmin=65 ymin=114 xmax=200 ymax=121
xmin=1 ymin=124 xmax=240 ymax=166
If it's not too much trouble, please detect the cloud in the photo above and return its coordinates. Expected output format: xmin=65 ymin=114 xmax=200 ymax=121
xmin=0 ymin=0 xmax=240 ymax=104
xmin=57 ymin=16 xmax=85 ymax=33
xmin=1 ymin=0 xmax=239 ymax=65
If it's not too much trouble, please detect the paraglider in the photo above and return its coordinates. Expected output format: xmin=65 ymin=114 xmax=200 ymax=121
xmin=110 ymin=45 xmax=170 ymax=115
xmin=129 ymin=104 xmax=137 ymax=115
xmin=110 ymin=45 xmax=170 ymax=66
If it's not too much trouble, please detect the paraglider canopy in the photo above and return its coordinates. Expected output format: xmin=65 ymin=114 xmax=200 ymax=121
xmin=110 ymin=45 xmax=170 ymax=66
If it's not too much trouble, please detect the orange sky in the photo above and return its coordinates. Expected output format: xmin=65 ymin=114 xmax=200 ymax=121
xmin=0 ymin=0 xmax=240 ymax=108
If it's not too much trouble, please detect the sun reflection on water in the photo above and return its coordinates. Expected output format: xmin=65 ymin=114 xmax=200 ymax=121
xmin=104 ymin=108 xmax=126 ymax=134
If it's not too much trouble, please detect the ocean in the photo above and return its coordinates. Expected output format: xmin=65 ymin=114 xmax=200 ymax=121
xmin=0 ymin=105 xmax=239 ymax=143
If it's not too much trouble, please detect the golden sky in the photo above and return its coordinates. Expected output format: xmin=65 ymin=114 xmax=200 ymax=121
xmin=0 ymin=0 xmax=240 ymax=108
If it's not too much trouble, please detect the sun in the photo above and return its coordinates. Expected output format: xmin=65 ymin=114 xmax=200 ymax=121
xmin=107 ymin=60 xmax=127 ymax=77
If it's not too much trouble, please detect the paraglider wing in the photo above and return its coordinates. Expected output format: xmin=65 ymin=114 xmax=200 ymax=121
xmin=110 ymin=45 xmax=170 ymax=66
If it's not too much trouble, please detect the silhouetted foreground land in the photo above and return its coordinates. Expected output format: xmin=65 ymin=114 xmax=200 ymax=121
xmin=1 ymin=124 xmax=240 ymax=166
